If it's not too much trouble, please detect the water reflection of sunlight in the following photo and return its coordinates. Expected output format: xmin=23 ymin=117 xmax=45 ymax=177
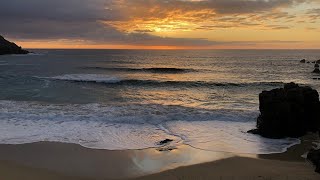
xmin=130 ymin=145 xmax=238 ymax=175
xmin=121 ymin=88 xmax=259 ymax=111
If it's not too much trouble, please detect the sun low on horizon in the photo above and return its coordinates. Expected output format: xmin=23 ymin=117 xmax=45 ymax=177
xmin=1 ymin=0 xmax=320 ymax=49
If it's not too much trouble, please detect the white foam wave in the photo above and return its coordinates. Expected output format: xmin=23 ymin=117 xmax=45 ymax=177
xmin=0 ymin=100 xmax=300 ymax=154
xmin=8 ymin=52 xmax=44 ymax=56
xmin=0 ymin=119 xmax=178 ymax=150
xmin=164 ymin=121 xmax=300 ymax=154
xmin=47 ymin=74 xmax=122 ymax=83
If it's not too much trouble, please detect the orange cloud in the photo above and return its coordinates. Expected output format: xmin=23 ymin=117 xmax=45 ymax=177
xmin=1 ymin=0 xmax=320 ymax=49
xmin=104 ymin=0 xmax=320 ymax=34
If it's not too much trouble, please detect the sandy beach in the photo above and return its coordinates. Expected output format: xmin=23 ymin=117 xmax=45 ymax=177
xmin=0 ymin=135 xmax=319 ymax=180
xmin=1 ymin=0 xmax=320 ymax=177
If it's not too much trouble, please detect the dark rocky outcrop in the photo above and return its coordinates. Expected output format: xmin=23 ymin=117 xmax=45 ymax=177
xmin=313 ymin=64 xmax=320 ymax=73
xmin=0 ymin=35 xmax=29 ymax=55
xmin=307 ymin=148 xmax=320 ymax=173
xmin=248 ymin=82 xmax=320 ymax=139
xmin=157 ymin=146 xmax=177 ymax=152
xmin=300 ymin=59 xmax=306 ymax=63
xmin=157 ymin=139 xmax=173 ymax=145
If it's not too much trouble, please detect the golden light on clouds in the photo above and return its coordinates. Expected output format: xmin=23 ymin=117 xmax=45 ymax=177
xmin=1 ymin=0 xmax=320 ymax=49
xmin=102 ymin=0 xmax=320 ymax=48
xmin=105 ymin=18 xmax=196 ymax=33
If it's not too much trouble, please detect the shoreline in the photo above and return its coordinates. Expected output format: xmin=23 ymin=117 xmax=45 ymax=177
xmin=0 ymin=134 xmax=319 ymax=180
xmin=0 ymin=141 xmax=239 ymax=179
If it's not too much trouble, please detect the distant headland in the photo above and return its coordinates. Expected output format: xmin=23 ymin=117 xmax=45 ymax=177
xmin=0 ymin=35 xmax=29 ymax=55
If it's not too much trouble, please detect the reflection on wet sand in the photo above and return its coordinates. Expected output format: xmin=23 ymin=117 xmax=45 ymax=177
xmin=0 ymin=142 xmax=248 ymax=179
xmin=130 ymin=144 xmax=239 ymax=175
xmin=1 ymin=141 xmax=319 ymax=180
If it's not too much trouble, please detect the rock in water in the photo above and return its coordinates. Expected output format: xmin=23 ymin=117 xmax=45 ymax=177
xmin=0 ymin=35 xmax=29 ymax=55
xmin=157 ymin=139 xmax=173 ymax=145
xmin=313 ymin=64 xmax=320 ymax=73
xmin=313 ymin=69 xmax=320 ymax=73
xmin=248 ymin=82 xmax=320 ymax=138
xmin=307 ymin=149 xmax=320 ymax=173
xmin=300 ymin=59 xmax=306 ymax=63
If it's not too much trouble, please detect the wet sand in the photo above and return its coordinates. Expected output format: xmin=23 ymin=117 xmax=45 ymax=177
xmin=133 ymin=157 xmax=319 ymax=180
xmin=0 ymin=137 xmax=319 ymax=180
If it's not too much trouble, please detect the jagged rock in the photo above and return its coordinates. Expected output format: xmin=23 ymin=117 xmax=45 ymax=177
xmin=313 ymin=64 xmax=320 ymax=73
xmin=313 ymin=70 xmax=320 ymax=73
xmin=312 ymin=69 xmax=320 ymax=73
xmin=157 ymin=146 xmax=177 ymax=152
xmin=157 ymin=139 xmax=173 ymax=145
xmin=307 ymin=149 xmax=320 ymax=173
xmin=0 ymin=35 xmax=29 ymax=55
xmin=300 ymin=59 xmax=306 ymax=63
xmin=248 ymin=82 xmax=320 ymax=138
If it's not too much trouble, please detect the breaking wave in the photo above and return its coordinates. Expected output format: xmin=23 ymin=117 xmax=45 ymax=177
xmin=82 ymin=67 xmax=196 ymax=73
xmin=43 ymin=74 xmax=285 ymax=88
xmin=0 ymin=100 xmax=300 ymax=154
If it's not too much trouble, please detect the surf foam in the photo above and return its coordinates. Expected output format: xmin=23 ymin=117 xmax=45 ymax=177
xmin=0 ymin=100 xmax=299 ymax=154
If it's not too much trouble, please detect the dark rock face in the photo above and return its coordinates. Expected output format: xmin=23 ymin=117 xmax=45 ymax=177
xmin=0 ymin=35 xmax=29 ymax=55
xmin=313 ymin=65 xmax=320 ymax=73
xmin=248 ymin=83 xmax=320 ymax=138
xmin=307 ymin=149 xmax=320 ymax=173
xmin=157 ymin=146 xmax=177 ymax=152
xmin=300 ymin=59 xmax=306 ymax=63
xmin=313 ymin=69 xmax=320 ymax=73
xmin=157 ymin=139 xmax=173 ymax=145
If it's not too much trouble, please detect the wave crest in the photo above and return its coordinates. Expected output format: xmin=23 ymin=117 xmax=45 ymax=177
xmin=47 ymin=74 xmax=121 ymax=83
xmin=82 ymin=67 xmax=195 ymax=73
xmin=44 ymin=74 xmax=285 ymax=88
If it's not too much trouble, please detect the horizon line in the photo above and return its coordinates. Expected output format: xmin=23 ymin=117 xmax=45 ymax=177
xmin=26 ymin=48 xmax=320 ymax=50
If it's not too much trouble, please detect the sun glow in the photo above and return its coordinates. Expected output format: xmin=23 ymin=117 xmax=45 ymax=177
xmin=105 ymin=19 xmax=196 ymax=34
xmin=3 ymin=0 xmax=320 ymax=49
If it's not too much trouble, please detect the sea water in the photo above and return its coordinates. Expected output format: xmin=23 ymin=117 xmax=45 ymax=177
xmin=0 ymin=49 xmax=319 ymax=154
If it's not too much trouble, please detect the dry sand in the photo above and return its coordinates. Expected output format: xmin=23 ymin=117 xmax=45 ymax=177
xmin=0 ymin=136 xmax=319 ymax=180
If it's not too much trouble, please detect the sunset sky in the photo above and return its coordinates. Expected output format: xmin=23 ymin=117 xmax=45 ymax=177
xmin=1 ymin=0 xmax=320 ymax=49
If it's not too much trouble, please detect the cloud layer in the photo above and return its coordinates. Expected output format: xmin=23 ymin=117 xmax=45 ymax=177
xmin=0 ymin=0 xmax=319 ymax=47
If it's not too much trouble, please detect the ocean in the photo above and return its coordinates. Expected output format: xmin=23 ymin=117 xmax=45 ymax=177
xmin=0 ymin=49 xmax=319 ymax=154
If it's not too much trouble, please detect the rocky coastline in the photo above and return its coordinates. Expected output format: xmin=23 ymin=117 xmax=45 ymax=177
xmin=0 ymin=35 xmax=29 ymax=55
xmin=248 ymin=82 xmax=320 ymax=173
